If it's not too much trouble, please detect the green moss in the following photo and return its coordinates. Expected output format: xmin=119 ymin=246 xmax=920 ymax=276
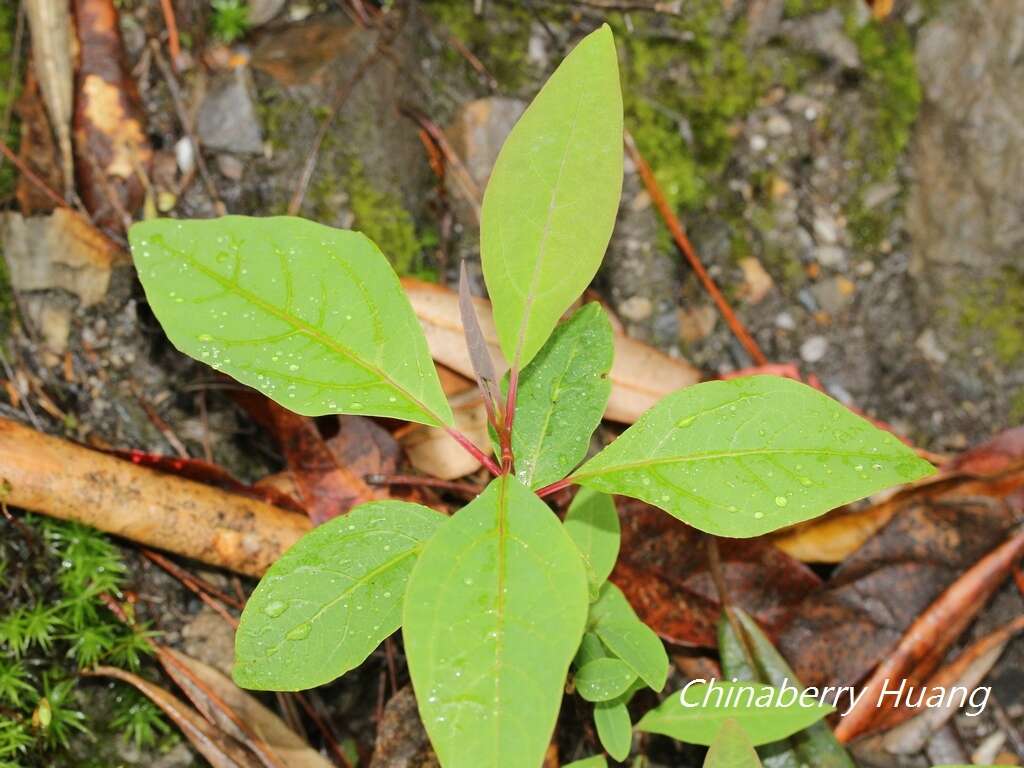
xmin=424 ymin=0 xmax=536 ymax=90
xmin=0 ymin=2 xmax=20 ymax=202
xmin=842 ymin=11 xmax=921 ymax=250
xmin=0 ymin=251 xmax=12 ymax=343
xmin=782 ymin=0 xmax=835 ymax=18
xmin=343 ymin=159 xmax=424 ymax=277
xmin=612 ymin=4 xmax=769 ymax=212
xmin=960 ymin=269 xmax=1024 ymax=366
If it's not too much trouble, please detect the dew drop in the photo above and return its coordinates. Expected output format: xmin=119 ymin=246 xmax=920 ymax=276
xmin=198 ymin=333 xmax=213 ymax=342
xmin=854 ymin=464 xmax=864 ymax=472
xmin=872 ymin=463 xmax=883 ymax=471
xmin=285 ymin=623 xmax=312 ymax=641
xmin=754 ymin=511 xmax=765 ymax=519
xmin=799 ymin=477 xmax=812 ymax=487
xmin=263 ymin=600 xmax=287 ymax=618
xmin=774 ymin=496 xmax=788 ymax=507
xmin=676 ymin=415 xmax=696 ymax=429
xmin=727 ymin=505 xmax=738 ymax=513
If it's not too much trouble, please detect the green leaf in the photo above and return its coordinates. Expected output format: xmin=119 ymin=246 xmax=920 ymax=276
xmin=590 ymin=582 xmax=668 ymax=692
xmin=704 ymin=719 xmax=764 ymax=768
xmin=574 ymin=376 xmax=936 ymax=537
xmin=233 ymin=501 xmax=445 ymax=690
xmin=564 ymin=756 xmax=608 ymax=768
xmin=594 ymin=699 xmax=632 ymax=762
xmin=575 ymin=658 xmax=636 ymax=702
xmin=509 ymin=304 xmax=613 ymax=488
xmin=565 ymin=489 xmax=620 ymax=596
xmin=730 ymin=609 xmax=854 ymax=768
xmin=574 ymin=631 xmax=608 ymax=668
xmin=403 ymin=476 xmax=589 ymax=768
xmin=480 ymin=25 xmax=623 ymax=368
xmin=718 ymin=617 xmax=800 ymax=768
xmin=637 ymin=681 xmax=833 ymax=746
xmin=129 ymin=216 xmax=452 ymax=426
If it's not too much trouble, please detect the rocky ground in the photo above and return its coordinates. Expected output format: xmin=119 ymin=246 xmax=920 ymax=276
xmin=1 ymin=0 xmax=1023 ymax=765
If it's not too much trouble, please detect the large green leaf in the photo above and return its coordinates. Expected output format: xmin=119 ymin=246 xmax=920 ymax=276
xmin=480 ymin=25 xmax=623 ymax=368
xmin=636 ymin=682 xmax=833 ymax=746
xmin=730 ymin=609 xmax=854 ymax=768
xmin=573 ymin=376 xmax=935 ymax=537
xmin=564 ymin=489 xmax=620 ymax=597
xmin=509 ymin=303 xmax=613 ymax=488
xmin=575 ymin=658 xmax=636 ymax=702
xmin=564 ymin=757 xmax=608 ymax=768
xmin=402 ymin=476 xmax=589 ymax=768
xmin=129 ymin=216 xmax=452 ymax=426
xmin=233 ymin=501 xmax=445 ymax=690
xmin=704 ymin=720 xmax=764 ymax=768
xmin=589 ymin=582 xmax=668 ymax=692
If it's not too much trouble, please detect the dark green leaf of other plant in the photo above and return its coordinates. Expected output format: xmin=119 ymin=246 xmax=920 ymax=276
xmin=233 ymin=501 xmax=445 ymax=690
xmin=574 ymin=376 xmax=935 ymax=537
xmin=481 ymin=25 xmax=623 ymax=368
xmin=129 ymin=216 xmax=452 ymax=427
xmin=636 ymin=681 xmax=833 ymax=746
xmin=403 ymin=476 xmax=589 ymax=768
xmin=704 ymin=719 xmax=764 ymax=768
xmin=510 ymin=303 xmax=613 ymax=489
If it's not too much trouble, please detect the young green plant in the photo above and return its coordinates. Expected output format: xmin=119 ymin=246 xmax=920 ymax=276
xmin=128 ymin=24 xmax=934 ymax=768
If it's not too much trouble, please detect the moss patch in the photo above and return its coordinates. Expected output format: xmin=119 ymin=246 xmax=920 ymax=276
xmin=960 ymin=269 xmax=1024 ymax=366
xmin=842 ymin=11 xmax=921 ymax=250
xmin=0 ymin=2 xmax=21 ymax=202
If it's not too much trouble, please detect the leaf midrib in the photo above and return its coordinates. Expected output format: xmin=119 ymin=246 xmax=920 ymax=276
xmin=573 ymin=446 xmax=908 ymax=481
xmin=168 ymin=239 xmax=447 ymax=426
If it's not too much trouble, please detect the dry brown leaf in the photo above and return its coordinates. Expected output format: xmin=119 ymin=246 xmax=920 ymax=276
xmin=737 ymin=257 xmax=774 ymax=304
xmin=160 ymin=648 xmax=333 ymax=768
xmin=86 ymin=666 xmax=260 ymax=768
xmin=401 ymin=391 xmax=491 ymax=480
xmin=14 ymin=69 xmax=65 ymax=214
xmin=0 ymin=207 xmax=125 ymax=306
xmin=401 ymin=278 xmax=701 ymax=424
xmin=24 ymin=0 xmax=74 ymax=193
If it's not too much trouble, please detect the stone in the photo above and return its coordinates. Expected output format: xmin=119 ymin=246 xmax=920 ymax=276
xmin=915 ymin=329 xmax=949 ymax=365
xmin=248 ymin=0 xmax=288 ymax=26
xmin=815 ymin=244 xmax=846 ymax=268
xmin=782 ymin=9 xmax=861 ymax=70
xmin=215 ymin=153 xmax=245 ymax=180
xmin=619 ymin=295 xmax=654 ymax=322
xmin=679 ymin=304 xmax=718 ymax=343
xmin=810 ymin=276 xmax=856 ymax=315
xmin=765 ymin=113 xmax=792 ymax=136
xmin=800 ymin=335 xmax=829 ymax=363
xmin=737 ymin=257 xmax=774 ymax=304
xmin=812 ymin=213 xmax=840 ymax=244
xmin=774 ymin=311 xmax=797 ymax=331
xmin=447 ymin=97 xmax=527 ymax=189
xmin=197 ymin=68 xmax=264 ymax=154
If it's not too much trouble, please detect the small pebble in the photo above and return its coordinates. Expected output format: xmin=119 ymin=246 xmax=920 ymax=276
xmin=800 ymin=335 xmax=829 ymax=363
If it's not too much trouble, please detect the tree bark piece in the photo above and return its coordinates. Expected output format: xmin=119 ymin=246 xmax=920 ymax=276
xmin=0 ymin=417 xmax=310 ymax=576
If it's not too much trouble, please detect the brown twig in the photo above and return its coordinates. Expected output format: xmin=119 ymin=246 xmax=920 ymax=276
xmin=365 ymin=473 xmax=483 ymax=497
xmin=0 ymin=137 xmax=69 ymax=210
xmin=835 ymin=527 xmax=1024 ymax=742
xmin=400 ymin=105 xmax=482 ymax=222
xmin=157 ymin=0 xmax=181 ymax=65
xmin=148 ymin=40 xmax=225 ymax=215
xmin=624 ymin=130 xmax=768 ymax=366
xmin=142 ymin=549 xmax=244 ymax=609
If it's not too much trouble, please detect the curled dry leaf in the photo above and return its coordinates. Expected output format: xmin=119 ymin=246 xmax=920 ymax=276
xmin=778 ymin=485 xmax=1024 ymax=692
xmin=611 ymin=499 xmax=821 ymax=647
xmin=72 ymin=0 xmax=152 ymax=230
xmin=832 ymin=528 xmax=1024 ymax=743
xmin=401 ymin=390 xmax=491 ymax=480
xmin=0 ymin=416 xmax=310 ymax=576
xmin=86 ymin=666 xmax=260 ymax=768
xmin=401 ymin=277 xmax=701 ymax=424
xmin=159 ymin=648 xmax=333 ymax=768
xmin=866 ymin=615 xmax=1024 ymax=754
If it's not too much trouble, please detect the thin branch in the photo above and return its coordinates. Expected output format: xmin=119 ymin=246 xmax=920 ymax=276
xmin=158 ymin=0 xmax=181 ymax=65
xmin=536 ymin=476 xmax=574 ymax=498
xmin=365 ymin=473 xmax=483 ymax=497
xmin=624 ymin=130 xmax=768 ymax=366
xmin=0 ymin=137 xmax=68 ymax=210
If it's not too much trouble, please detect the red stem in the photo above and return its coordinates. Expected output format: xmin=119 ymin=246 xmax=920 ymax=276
xmin=445 ymin=426 xmax=501 ymax=475
xmin=536 ymin=477 xmax=574 ymax=499
xmin=500 ymin=368 xmax=519 ymax=474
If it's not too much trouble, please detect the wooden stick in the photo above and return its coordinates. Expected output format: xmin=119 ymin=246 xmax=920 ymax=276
xmin=0 ymin=417 xmax=310 ymax=576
